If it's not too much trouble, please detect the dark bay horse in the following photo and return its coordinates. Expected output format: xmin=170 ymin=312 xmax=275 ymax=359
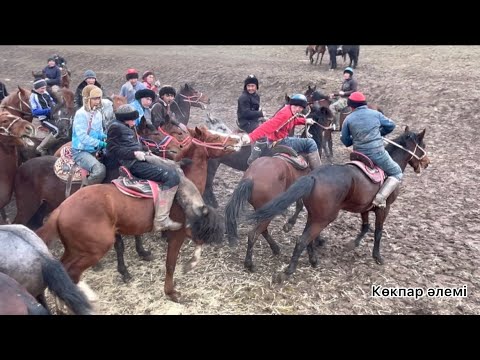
xmin=225 ymin=154 xmax=312 ymax=271
xmin=170 ymin=83 xmax=210 ymax=125
xmin=0 ymin=86 xmax=33 ymax=121
xmin=327 ymin=45 xmax=360 ymax=70
xmin=0 ymin=224 xmax=92 ymax=314
xmin=0 ymin=112 xmax=35 ymax=224
xmin=0 ymin=272 xmax=49 ymax=315
xmin=36 ymin=127 xmax=242 ymax=302
xmin=250 ymin=127 xmax=430 ymax=282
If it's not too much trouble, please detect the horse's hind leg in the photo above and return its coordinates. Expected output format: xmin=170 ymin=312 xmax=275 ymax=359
xmin=345 ymin=212 xmax=370 ymax=250
xmin=244 ymin=221 xmax=269 ymax=272
xmin=114 ymin=234 xmax=132 ymax=283
xmin=262 ymin=228 xmax=280 ymax=256
xmin=372 ymin=207 xmax=390 ymax=265
xmin=283 ymin=199 xmax=303 ymax=233
xmin=135 ymin=235 xmax=154 ymax=261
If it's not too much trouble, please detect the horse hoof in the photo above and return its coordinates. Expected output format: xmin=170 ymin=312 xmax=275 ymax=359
xmin=344 ymin=241 xmax=357 ymax=251
xmin=283 ymin=223 xmax=293 ymax=233
xmin=167 ymin=290 xmax=182 ymax=303
xmin=122 ymin=273 xmax=133 ymax=283
xmin=244 ymin=262 xmax=256 ymax=272
xmin=272 ymin=272 xmax=289 ymax=284
xmin=310 ymin=259 xmax=318 ymax=268
xmin=271 ymin=246 xmax=281 ymax=256
xmin=374 ymin=256 xmax=384 ymax=265
xmin=140 ymin=252 xmax=154 ymax=262
xmin=228 ymin=238 xmax=238 ymax=248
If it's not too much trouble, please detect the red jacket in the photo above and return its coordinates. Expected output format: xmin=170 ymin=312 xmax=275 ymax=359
xmin=249 ymin=105 xmax=306 ymax=143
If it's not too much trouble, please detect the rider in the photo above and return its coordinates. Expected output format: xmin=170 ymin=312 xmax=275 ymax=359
xmin=71 ymin=85 xmax=107 ymax=185
xmin=120 ymin=68 xmax=146 ymax=103
xmin=237 ymin=74 xmax=265 ymax=133
xmin=329 ymin=67 xmax=358 ymax=129
xmin=131 ymin=88 xmax=155 ymax=127
xmin=52 ymin=54 xmax=67 ymax=69
xmin=43 ymin=57 xmax=61 ymax=88
xmin=340 ymin=92 xmax=402 ymax=208
xmin=240 ymin=94 xmax=321 ymax=169
xmin=29 ymin=79 xmax=58 ymax=155
xmin=0 ymin=81 xmax=8 ymax=101
xmin=74 ymin=70 xmax=103 ymax=109
xmin=151 ymin=85 xmax=176 ymax=129
xmin=141 ymin=71 xmax=160 ymax=93
xmin=107 ymin=104 xmax=182 ymax=232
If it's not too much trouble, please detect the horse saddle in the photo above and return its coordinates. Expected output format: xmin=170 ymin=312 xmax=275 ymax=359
xmin=271 ymin=145 xmax=309 ymax=170
xmin=347 ymin=151 xmax=385 ymax=184
xmin=53 ymin=146 xmax=88 ymax=183
xmin=111 ymin=166 xmax=158 ymax=199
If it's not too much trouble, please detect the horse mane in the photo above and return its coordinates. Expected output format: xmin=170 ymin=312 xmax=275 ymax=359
xmin=385 ymin=129 xmax=414 ymax=153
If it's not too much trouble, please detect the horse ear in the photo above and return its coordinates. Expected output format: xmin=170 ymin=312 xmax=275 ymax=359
xmin=313 ymin=85 xmax=317 ymax=91
xmin=285 ymin=94 xmax=290 ymax=103
xmin=417 ymin=128 xmax=426 ymax=142
xmin=308 ymin=85 xmax=312 ymax=91
xmin=195 ymin=126 xmax=203 ymax=136
xmin=404 ymin=126 xmax=410 ymax=133
xmin=185 ymin=83 xmax=189 ymax=89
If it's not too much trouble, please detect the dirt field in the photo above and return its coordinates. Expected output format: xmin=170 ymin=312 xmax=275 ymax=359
xmin=1 ymin=45 xmax=479 ymax=315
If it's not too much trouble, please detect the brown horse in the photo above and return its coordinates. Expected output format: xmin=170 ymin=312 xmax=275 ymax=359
xmin=250 ymin=127 xmax=430 ymax=282
xmin=225 ymin=154 xmax=314 ymax=272
xmin=306 ymin=45 xmax=326 ymax=65
xmin=0 ymin=86 xmax=33 ymax=121
xmin=0 ymin=112 xmax=35 ymax=224
xmin=60 ymin=66 xmax=71 ymax=88
xmin=36 ymin=126 xmax=242 ymax=302
xmin=0 ymin=272 xmax=49 ymax=315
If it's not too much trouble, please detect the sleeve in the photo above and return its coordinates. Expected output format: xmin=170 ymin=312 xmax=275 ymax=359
xmin=294 ymin=116 xmax=306 ymax=126
xmin=73 ymin=113 xmax=102 ymax=148
xmin=248 ymin=112 xmax=286 ymax=143
xmin=378 ymin=112 xmax=396 ymax=136
xmin=29 ymin=94 xmax=49 ymax=117
xmin=343 ymin=79 xmax=358 ymax=97
xmin=151 ymin=103 xmax=165 ymax=129
xmin=119 ymin=84 xmax=128 ymax=97
xmin=340 ymin=118 xmax=353 ymax=147
xmin=107 ymin=124 xmax=137 ymax=160
xmin=74 ymin=87 xmax=82 ymax=107
xmin=237 ymin=96 xmax=262 ymax=120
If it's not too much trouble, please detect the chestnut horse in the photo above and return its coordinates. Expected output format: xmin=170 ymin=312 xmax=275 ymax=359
xmin=0 ymin=112 xmax=35 ymax=224
xmin=305 ymin=45 xmax=326 ymax=65
xmin=250 ymin=127 xmax=430 ymax=282
xmin=36 ymin=126 xmax=242 ymax=302
xmin=0 ymin=86 xmax=33 ymax=121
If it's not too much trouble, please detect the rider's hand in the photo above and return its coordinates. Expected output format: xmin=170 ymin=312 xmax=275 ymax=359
xmin=98 ymin=141 xmax=107 ymax=149
xmin=306 ymin=118 xmax=315 ymax=126
xmin=134 ymin=151 xmax=146 ymax=161
xmin=240 ymin=134 xmax=251 ymax=145
xmin=329 ymin=93 xmax=335 ymax=99
xmin=339 ymin=91 xmax=345 ymax=96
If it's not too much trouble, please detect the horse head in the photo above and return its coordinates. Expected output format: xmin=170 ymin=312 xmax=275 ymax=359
xmin=0 ymin=111 xmax=35 ymax=147
xmin=112 ymin=94 xmax=127 ymax=111
xmin=0 ymin=87 xmax=32 ymax=121
xmin=403 ymin=126 xmax=429 ymax=173
xmin=204 ymin=112 xmax=233 ymax=134
xmin=191 ymin=125 xmax=242 ymax=157
xmin=51 ymin=100 xmax=74 ymax=140
xmin=178 ymin=83 xmax=210 ymax=110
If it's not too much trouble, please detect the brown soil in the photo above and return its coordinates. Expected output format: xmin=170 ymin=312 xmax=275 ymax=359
xmin=1 ymin=45 xmax=479 ymax=315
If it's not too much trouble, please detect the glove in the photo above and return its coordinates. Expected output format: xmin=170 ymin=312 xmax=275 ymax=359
xmin=241 ymin=134 xmax=251 ymax=145
xmin=339 ymin=91 xmax=345 ymax=96
xmin=98 ymin=141 xmax=107 ymax=149
xmin=305 ymin=118 xmax=315 ymax=126
xmin=134 ymin=151 xmax=146 ymax=161
xmin=154 ymin=80 xmax=161 ymax=88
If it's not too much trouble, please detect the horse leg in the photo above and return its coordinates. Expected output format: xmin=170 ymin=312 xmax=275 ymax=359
xmin=307 ymin=241 xmax=318 ymax=268
xmin=114 ymin=234 xmax=132 ymax=283
xmin=203 ymin=159 xmax=220 ymax=208
xmin=35 ymin=292 xmax=52 ymax=315
xmin=315 ymin=52 xmax=320 ymax=65
xmin=134 ymin=235 xmax=154 ymax=261
xmin=327 ymin=130 xmax=333 ymax=161
xmin=372 ymin=207 xmax=390 ymax=265
xmin=183 ymin=242 xmax=203 ymax=274
xmin=164 ymin=230 xmax=187 ymax=302
xmin=283 ymin=199 xmax=303 ymax=232
xmin=262 ymin=228 xmax=280 ymax=256
xmin=319 ymin=52 xmax=324 ymax=65
xmin=244 ymin=221 xmax=268 ymax=272
xmin=0 ymin=208 xmax=9 ymax=224
xmin=345 ymin=212 xmax=370 ymax=250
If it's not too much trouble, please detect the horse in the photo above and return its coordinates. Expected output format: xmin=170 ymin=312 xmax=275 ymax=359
xmin=60 ymin=66 xmax=71 ymax=88
xmin=0 ymin=272 xmax=49 ymax=315
xmin=249 ymin=127 xmax=430 ymax=283
xmin=36 ymin=126 xmax=242 ymax=302
xmin=0 ymin=86 xmax=33 ymax=121
xmin=0 ymin=224 xmax=93 ymax=314
xmin=305 ymin=45 xmax=326 ymax=65
xmin=170 ymin=83 xmax=210 ymax=125
xmin=0 ymin=112 xmax=35 ymax=224
xmin=225 ymin=152 xmax=317 ymax=272
xmin=327 ymin=45 xmax=360 ymax=70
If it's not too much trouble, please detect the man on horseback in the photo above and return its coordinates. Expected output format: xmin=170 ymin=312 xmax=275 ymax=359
xmin=52 ymin=54 xmax=67 ymax=69
xmin=74 ymin=70 xmax=103 ymax=109
xmin=71 ymin=85 xmax=107 ymax=185
xmin=241 ymin=94 xmax=322 ymax=170
xmin=151 ymin=85 xmax=176 ymax=129
xmin=341 ymin=92 xmax=402 ymax=208
xmin=107 ymin=104 xmax=183 ymax=232
xmin=43 ymin=58 xmax=61 ymax=88
xmin=120 ymin=68 xmax=146 ymax=103
xmin=141 ymin=71 xmax=160 ymax=93
xmin=29 ymin=79 xmax=58 ymax=155
xmin=131 ymin=89 xmax=155 ymax=127
xmin=329 ymin=67 xmax=358 ymax=130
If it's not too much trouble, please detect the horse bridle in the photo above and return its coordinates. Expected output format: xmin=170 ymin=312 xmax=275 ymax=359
xmin=383 ymin=137 xmax=427 ymax=161
xmin=0 ymin=91 xmax=32 ymax=118
xmin=0 ymin=116 xmax=33 ymax=138
xmin=179 ymin=92 xmax=207 ymax=106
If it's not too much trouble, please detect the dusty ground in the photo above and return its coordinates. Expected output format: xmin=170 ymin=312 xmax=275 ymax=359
xmin=1 ymin=45 xmax=479 ymax=315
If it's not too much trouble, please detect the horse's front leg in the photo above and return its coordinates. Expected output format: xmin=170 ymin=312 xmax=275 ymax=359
xmin=203 ymin=159 xmax=220 ymax=208
xmin=372 ymin=206 xmax=390 ymax=265
xmin=164 ymin=228 xmax=187 ymax=302
xmin=134 ymin=235 xmax=154 ymax=261
xmin=283 ymin=199 xmax=303 ymax=233
xmin=114 ymin=234 xmax=132 ymax=282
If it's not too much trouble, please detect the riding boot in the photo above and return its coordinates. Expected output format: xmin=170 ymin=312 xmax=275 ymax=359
xmin=247 ymin=140 xmax=268 ymax=166
xmin=36 ymin=132 xmax=57 ymax=156
xmin=306 ymin=151 xmax=322 ymax=170
xmin=372 ymin=177 xmax=401 ymax=208
xmin=152 ymin=185 xmax=183 ymax=232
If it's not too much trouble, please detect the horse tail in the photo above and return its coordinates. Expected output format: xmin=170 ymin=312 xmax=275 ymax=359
xmin=190 ymin=204 xmax=225 ymax=245
xmin=40 ymin=256 xmax=93 ymax=315
xmin=35 ymin=208 xmax=60 ymax=248
xmin=248 ymin=175 xmax=315 ymax=224
xmin=225 ymin=178 xmax=253 ymax=244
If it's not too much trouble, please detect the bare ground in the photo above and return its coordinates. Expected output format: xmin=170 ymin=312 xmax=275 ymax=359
xmin=1 ymin=45 xmax=479 ymax=315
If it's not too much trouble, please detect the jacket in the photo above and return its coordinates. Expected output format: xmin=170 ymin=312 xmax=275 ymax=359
xmin=72 ymin=107 xmax=106 ymax=152
xmin=237 ymin=91 xmax=262 ymax=128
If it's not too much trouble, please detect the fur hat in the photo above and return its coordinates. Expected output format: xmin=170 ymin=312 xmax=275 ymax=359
xmin=135 ymin=88 xmax=156 ymax=101
xmin=115 ymin=104 xmax=139 ymax=122
xmin=82 ymin=85 xmax=103 ymax=111
xmin=33 ymin=79 xmax=47 ymax=90
xmin=244 ymin=74 xmax=259 ymax=90
xmin=347 ymin=91 xmax=367 ymax=108
xmin=84 ymin=70 xmax=96 ymax=80
xmin=126 ymin=68 xmax=139 ymax=81
xmin=142 ymin=71 xmax=154 ymax=80
xmin=159 ymin=85 xmax=176 ymax=98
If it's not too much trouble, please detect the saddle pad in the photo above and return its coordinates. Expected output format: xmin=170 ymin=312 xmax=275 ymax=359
xmin=347 ymin=161 xmax=385 ymax=184
xmin=53 ymin=146 xmax=87 ymax=183
xmin=111 ymin=178 xmax=157 ymax=199
xmin=273 ymin=153 xmax=309 ymax=170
